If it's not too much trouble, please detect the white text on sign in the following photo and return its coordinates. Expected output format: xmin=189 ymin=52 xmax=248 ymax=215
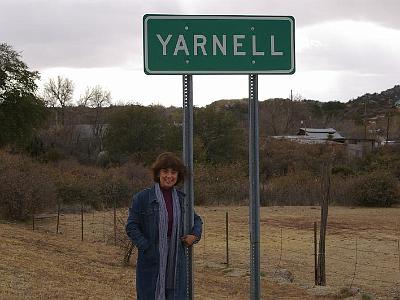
xmin=156 ymin=34 xmax=284 ymax=57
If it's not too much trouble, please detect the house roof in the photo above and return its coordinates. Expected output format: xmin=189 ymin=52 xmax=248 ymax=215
xmin=298 ymin=128 xmax=345 ymax=140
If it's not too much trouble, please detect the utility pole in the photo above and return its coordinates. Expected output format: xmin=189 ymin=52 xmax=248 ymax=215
xmin=386 ymin=112 xmax=390 ymax=143
xmin=363 ymin=100 xmax=367 ymax=139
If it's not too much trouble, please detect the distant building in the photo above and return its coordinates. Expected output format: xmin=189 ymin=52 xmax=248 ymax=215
xmin=297 ymin=128 xmax=345 ymax=142
xmin=272 ymin=128 xmax=345 ymax=144
xmin=271 ymin=128 xmax=378 ymax=158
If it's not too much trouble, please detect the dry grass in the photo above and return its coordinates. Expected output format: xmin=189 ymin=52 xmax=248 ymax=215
xmin=1 ymin=206 xmax=400 ymax=299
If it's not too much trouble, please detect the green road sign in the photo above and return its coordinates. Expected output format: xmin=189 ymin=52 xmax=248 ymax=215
xmin=143 ymin=15 xmax=295 ymax=75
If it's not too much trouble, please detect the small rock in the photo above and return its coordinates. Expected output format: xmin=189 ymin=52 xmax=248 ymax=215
xmin=272 ymin=268 xmax=294 ymax=283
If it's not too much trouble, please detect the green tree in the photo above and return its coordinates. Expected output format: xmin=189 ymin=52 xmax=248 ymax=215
xmin=104 ymin=105 xmax=180 ymax=164
xmin=0 ymin=43 xmax=38 ymax=98
xmin=194 ymin=105 xmax=245 ymax=164
xmin=0 ymin=43 xmax=47 ymax=147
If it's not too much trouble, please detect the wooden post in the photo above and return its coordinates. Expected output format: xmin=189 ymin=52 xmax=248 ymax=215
xmin=314 ymin=221 xmax=318 ymax=285
xmin=318 ymin=163 xmax=330 ymax=286
xmin=32 ymin=214 xmax=35 ymax=231
xmin=114 ymin=197 xmax=117 ymax=246
xmin=81 ymin=201 xmax=84 ymax=241
xmin=56 ymin=202 xmax=60 ymax=234
xmin=350 ymin=238 xmax=358 ymax=288
xmin=397 ymin=239 xmax=400 ymax=273
xmin=226 ymin=211 xmax=229 ymax=267
xmin=203 ymin=220 xmax=206 ymax=268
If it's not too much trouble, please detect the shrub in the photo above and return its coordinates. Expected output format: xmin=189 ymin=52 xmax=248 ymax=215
xmin=98 ymin=173 xmax=133 ymax=208
xmin=351 ymin=171 xmax=400 ymax=207
xmin=263 ymin=171 xmax=322 ymax=206
xmin=194 ymin=163 xmax=248 ymax=205
xmin=0 ymin=151 xmax=57 ymax=220
xmin=54 ymin=160 xmax=142 ymax=209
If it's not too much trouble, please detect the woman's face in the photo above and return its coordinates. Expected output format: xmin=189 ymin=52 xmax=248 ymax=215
xmin=159 ymin=168 xmax=178 ymax=189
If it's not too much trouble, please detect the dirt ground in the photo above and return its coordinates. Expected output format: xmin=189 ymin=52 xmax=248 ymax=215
xmin=1 ymin=206 xmax=399 ymax=299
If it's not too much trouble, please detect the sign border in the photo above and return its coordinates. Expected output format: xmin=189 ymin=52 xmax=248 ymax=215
xmin=143 ymin=14 xmax=296 ymax=75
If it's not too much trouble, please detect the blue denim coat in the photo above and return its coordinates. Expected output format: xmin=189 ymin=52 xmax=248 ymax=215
xmin=126 ymin=185 xmax=203 ymax=300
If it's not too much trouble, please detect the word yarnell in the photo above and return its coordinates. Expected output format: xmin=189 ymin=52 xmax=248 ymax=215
xmin=156 ymin=34 xmax=284 ymax=57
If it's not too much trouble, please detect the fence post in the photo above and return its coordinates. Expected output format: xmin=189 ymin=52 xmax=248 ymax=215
xmin=314 ymin=222 xmax=318 ymax=285
xmin=318 ymin=163 xmax=330 ymax=286
xmin=56 ymin=202 xmax=60 ymax=234
xmin=114 ymin=197 xmax=117 ymax=246
xmin=226 ymin=211 xmax=229 ymax=267
xmin=274 ymin=228 xmax=283 ymax=276
xmin=397 ymin=239 xmax=400 ymax=274
xmin=81 ymin=201 xmax=84 ymax=241
xmin=350 ymin=238 xmax=358 ymax=288
xmin=32 ymin=214 xmax=35 ymax=231
xmin=203 ymin=220 xmax=206 ymax=269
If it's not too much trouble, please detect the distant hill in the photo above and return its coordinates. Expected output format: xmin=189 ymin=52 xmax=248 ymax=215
xmin=346 ymin=85 xmax=400 ymax=118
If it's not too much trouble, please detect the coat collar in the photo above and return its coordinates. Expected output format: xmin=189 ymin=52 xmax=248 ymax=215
xmin=149 ymin=185 xmax=158 ymax=203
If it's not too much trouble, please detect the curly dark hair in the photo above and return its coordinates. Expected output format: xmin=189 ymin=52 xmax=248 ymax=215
xmin=151 ymin=152 xmax=186 ymax=185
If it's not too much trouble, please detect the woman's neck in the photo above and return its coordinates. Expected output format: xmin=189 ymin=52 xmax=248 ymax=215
xmin=160 ymin=184 xmax=173 ymax=191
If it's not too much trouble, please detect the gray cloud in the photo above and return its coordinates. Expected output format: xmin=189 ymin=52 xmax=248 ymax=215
xmin=2 ymin=0 xmax=399 ymax=70
xmin=1 ymin=0 xmax=399 ymax=105
xmin=189 ymin=0 xmax=400 ymax=29
xmin=0 ymin=0 xmax=183 ymax=68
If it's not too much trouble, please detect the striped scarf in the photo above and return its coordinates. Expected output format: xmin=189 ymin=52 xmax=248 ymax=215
xmin=154 ymin=183 xmax=181 ymax=300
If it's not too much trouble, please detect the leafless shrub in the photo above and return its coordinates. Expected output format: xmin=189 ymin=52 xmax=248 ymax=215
xmin=114 ymin=215 xmax=137 ymax=266
xmin=0 ymin=151 xmax=57 ymax=220
xmin=263 ymin=171 xmax=322 ymax=206
xmin=194 ymin=163 xmax=248 ymax=205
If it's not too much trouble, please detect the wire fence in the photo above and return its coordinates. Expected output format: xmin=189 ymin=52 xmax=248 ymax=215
xmin=29 ymin=206 xmax=400 ymax=299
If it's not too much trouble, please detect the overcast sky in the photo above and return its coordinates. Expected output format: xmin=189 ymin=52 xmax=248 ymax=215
xmin=1 ymin=0 xmax=400 ymax=107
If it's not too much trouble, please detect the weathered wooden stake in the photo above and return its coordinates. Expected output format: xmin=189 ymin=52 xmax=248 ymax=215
xmin=350 ymin=238 xmax=358 ymax=288
xmin=114 ymin=197 xmax=117 ymax=246
xmin=314 ymin=221 xmax=318 ymax=285
xmin=81 ymin=201 xmax=84 ymax=241
xmin=397 ymin=239 xmax=400 ymax=273
xmin=226 ymin=211 xmax=229 ymax=267
xmin=318 ymin=163 xmax=331 ymax=286
xmin=56 ymin=202 xmax=60 ymax=234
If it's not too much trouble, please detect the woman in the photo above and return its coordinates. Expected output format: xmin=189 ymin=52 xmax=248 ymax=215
xmin=126 ymin=152 xmax=203 ymax=300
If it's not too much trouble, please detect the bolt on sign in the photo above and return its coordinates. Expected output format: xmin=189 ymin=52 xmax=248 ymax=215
xmin=143 ymin=14 xmax=295 ymax=75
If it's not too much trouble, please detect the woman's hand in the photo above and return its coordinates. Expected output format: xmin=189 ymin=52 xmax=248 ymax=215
xmin=180 ymin=234 xmax=198 ymax=247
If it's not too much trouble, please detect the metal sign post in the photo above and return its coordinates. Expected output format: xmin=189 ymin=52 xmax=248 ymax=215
xmin=249 ymin=74 xmax=261 ymax=299
xmin=183 ymin=74 xmax=194 ymax=300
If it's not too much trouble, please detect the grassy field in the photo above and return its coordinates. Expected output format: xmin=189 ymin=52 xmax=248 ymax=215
xmin=1 ymin=206 xmax=399 ymax=299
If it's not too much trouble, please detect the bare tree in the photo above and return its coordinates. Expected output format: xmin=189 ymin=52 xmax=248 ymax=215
xmin=78 ymin=85 xmax=112 ymax=156
xmin=44 ymin=76 xmax=74 ymax=126
xmin=78 ymin=85 xmax=111 ymax=109
xmin=262 ymin=98 xmax=308 ymax=136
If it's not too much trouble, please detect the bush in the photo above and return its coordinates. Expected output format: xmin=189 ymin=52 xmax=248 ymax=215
xmin=351 ymin=171 xmax=400 ymax=207
xmin=98 ymin=173 xmax=133 ymax=208
xmin=55 ymin=165 xmax=128 ymax=209
xmin=194 ymin=163 xmax=248 ymax=205
xmin=0 ymin=151 xmax=57 ymax=220
xmin=263 ymin=171 xmax=322 ymax=206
